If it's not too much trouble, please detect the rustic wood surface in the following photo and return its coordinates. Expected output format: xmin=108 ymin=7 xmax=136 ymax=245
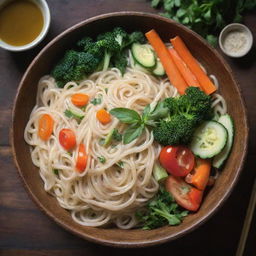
xmin=0 ymin=1 xmax=255 ymax=255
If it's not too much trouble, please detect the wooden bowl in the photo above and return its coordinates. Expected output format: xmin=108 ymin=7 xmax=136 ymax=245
xmin=11 ymin=12 xmax=248 ymax=247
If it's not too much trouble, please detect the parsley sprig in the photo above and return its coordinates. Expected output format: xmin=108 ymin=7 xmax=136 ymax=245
xmin=136 ymin=187 xmax=188 ymax=230
xmin=150 ymin=0 xmax=256 ymax=45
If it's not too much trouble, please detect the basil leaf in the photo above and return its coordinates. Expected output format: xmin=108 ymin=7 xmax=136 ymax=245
xmin=123 ymin=124 xmax=144 ymax=144
xmin=110 ymin=108 xmax=141 ymax=124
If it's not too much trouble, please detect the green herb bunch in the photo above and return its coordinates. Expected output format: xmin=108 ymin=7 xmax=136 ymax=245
xmin=136 ymin=187 xmax=188 ymax=229
xmin=150 ymin=0 xmax=256 ymax=45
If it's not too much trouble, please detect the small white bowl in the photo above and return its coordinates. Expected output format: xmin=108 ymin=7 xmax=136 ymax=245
xmin=0 ymin=0 xmax=51 ymax=52
xmin=219 ymin=23 xmax=253 ymax=58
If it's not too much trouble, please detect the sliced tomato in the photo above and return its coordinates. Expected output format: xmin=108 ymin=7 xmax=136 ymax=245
xmin=165 ymin=175 xmax=203 ymax=211
xmin=59 ymin=128 xmax=76 ymax=150
xmin=76 ymin=144 xmax=88 ymax=172
xmin=159 ymin=146 xmax=195 ymax=177
xmin=38 ymin=114 xmax=54 ymax=141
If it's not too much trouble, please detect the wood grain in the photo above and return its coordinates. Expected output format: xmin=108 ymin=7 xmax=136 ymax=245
xmin=0 ymin=0 xmax=256 ymax=255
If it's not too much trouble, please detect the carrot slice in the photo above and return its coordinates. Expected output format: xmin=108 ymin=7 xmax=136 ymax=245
xmin=168 ymin=47 xmax=201 ymax=88
xmin=76 ymin=144 xmax=88 ymax=172
xmin=170 ymin=36 xmax=216 ymax=95
xmin=96 ymin=109 xmax=111 ymax=124
xmin=38 ymin=114 xmax=54 ymax=141
xmin=71 ymin=93 xmax=89 ymax=107
xmin=145 ymin=29 xmax=188 ymax=95
xmin=185 ymin=158 xmax=211 ymax=190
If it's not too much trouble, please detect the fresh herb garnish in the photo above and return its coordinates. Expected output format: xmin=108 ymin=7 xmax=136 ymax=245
xmin=64 ymin=109 xmax=84 ymax=121
xmin=53 ymin=169 xmax=59 ymax=175
xmin=116 ymin=161 xmax=124 ymax=168
xmin=136 ymin=187 xmax=188 ymax=230
xmin=110 ymin=101 xmax=168 ymax=144
xmin=150 ymin=0 xmax=256 ymax=46
xmin=90 ymin=97 xmax=102 ymax=105
xmin=98 ymin=156 xmax=106 ymax=163
xmin=103 ymin=128 xmax=122 ymax=146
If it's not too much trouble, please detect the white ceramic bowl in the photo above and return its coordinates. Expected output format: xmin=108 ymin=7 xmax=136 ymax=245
xmin=219 ymin=23 xmax=253 ymax=58
xmin=0 ymin=0 xmax=50 ymax=51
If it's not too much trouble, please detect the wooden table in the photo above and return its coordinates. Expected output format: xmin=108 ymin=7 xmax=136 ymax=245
xmin=0 ymin=1 xmax=255 ymax=255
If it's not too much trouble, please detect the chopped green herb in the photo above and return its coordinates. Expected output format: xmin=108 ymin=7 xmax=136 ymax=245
xmin=53 ymin=169 xmax=59 ymax=175
xmin=103 ymin=128 xmax=122 ymax=146
xmin=105 ymin=88 xmax=108 ymax=93
xmin=136 ymin=187 xmax=188 ymax=230
xmin=64 ymin=109 xmax=84 ymax=120
xmin=90 ymin=97 xmax=102 ymax=105
xmin=116 ymin=161 xmax=124 ymax=168
xmin=98 ymin=156 xmax=106 ymax=163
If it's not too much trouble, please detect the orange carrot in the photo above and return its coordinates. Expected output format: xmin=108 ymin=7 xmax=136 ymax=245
xmin=71 ymin=93 xmax=89 ymax=107
xmin=38 ymin=114 xmax=54 ymax=141
xmin=145 ymin=29 xmax=188 ymax=95
xmin=168 ymin=47 xmax=201 ymax=88
xmin=170 ymin=36 xmax=216 ymax=95
xmin=96 ymin=109 xmax=111 ymax=124
xmin=185 ymin=158 xmax=211 ymax=190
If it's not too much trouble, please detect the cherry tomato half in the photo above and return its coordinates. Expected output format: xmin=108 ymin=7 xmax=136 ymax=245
xmin=76 ymin=144 xmax=88 ymax=172
xmin=159 ymin=146 xmax=195 ymax=177
xmin=165 ymin=175 xmax=203 ymax=211
xmin=59 ymin=128 xmax=76 ymax=150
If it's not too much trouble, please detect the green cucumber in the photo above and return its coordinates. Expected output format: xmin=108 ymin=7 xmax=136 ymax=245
xmin=190 ymin=121 xmax=228 ymax=159
xmin=152 ymin=59 xmax=165 ymax=76
xmin=153 ymin=163 xmax=168 ymax=182
xmin=131 ymin=43 xmax=156 ymax=68
xmin=213 ymin=114 xmax=234 ymax=168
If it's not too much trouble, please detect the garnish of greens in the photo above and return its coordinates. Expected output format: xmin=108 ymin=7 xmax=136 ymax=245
xmin=150 ymin=0 xmax=256 ymax=45
xmin=103 ymin=128 xmax=122 ymax=146
xmin=136 ymin=187 xmax=188 ymax=229
xmin=90 ymin=97 xmax=102 ymax=106
xmin=52 ymin=27 xmax=146 ymax=87
xmin=110 ymin=87 xmax=213 ymax=145
xmin=64 ymin=109 xmax=84 ymax=121
xmin=98 ymin=156 xmax=106 ymax=163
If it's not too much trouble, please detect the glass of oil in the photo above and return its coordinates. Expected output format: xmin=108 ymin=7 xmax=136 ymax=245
xmin=0 ymin=0 xmax=50 ymax=51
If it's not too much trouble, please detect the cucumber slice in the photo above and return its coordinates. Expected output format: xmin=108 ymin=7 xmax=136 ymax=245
xmin=152 ymin=59 xmax=165 ymax=76
xmin=213 ymin=114 xmax=234 ymax=168
xmin=190 ymin=121 xmax=228 ymax=159
xmin=131 ymin=43 xmax=156 ymax=68
xmin=153 ymin=163 xmax=168 ymax=182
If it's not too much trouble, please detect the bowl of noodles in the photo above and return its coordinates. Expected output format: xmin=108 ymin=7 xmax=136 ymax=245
xmin=11 ymin=12 xmax=248 ymax=247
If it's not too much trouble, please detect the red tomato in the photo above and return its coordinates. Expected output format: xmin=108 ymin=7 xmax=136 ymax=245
xmin=165 ymin=175 xmax=203 ymax=211
xmin=76 ymin=144 xmax=88 ymax=172
xmin=59 ymin=128 xmax=76 ymax=150
xmin=159 ymin=146 xmax=195 ymax=177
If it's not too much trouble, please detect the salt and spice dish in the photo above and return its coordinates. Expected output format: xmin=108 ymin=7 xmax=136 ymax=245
xmin=219 ymin=23 xmax=253 ymax=58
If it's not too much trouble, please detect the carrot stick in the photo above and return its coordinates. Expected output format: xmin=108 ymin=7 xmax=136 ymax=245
xmin=168 ymin=47 xmax=201 ymax=88
xmin=96 ymin=109 xmax=111 ymax=124
xmin=170 ymin=36 xmax=216 ymax=95
xmin=185 ymin=158 xmax=211 ymax=190
xmin=145 ymin=30 xmax=188 ymax=95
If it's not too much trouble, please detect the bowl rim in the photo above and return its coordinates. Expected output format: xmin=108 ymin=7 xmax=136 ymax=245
xmin=10 ymin=11 xmax=249 ymax=248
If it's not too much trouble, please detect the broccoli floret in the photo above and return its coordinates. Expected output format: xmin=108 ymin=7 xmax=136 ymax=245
xmin=52 ymin=50 xmax=79 ymax=87
xmin=112 ymin=51 xmax=128 ymax=75
xmin=153 ymin=115 xmax=195 ymax=145
xmin=52 ymin=50 xmax=101 ymax=87
xmin=165 ymin=87 xmax=213 ymax=123
xmin=153 ymin=87 xmax=213 ymax=146
xmin=129 ymin=31 xmax=146 ymax=45
xmin=76 ymin=36 xmax=94 ymax=51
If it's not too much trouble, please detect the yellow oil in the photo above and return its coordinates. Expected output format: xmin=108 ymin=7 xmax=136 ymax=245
xmin=0 ymin=0 xmax=44 ymax=46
